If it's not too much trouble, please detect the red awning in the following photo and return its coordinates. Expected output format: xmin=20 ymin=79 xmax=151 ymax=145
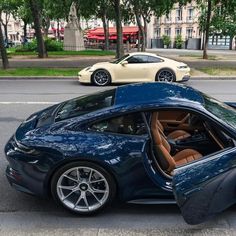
xmin=87 ymin=26 xmax=139 ymax=36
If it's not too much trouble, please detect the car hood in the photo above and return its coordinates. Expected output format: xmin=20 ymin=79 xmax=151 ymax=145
xmin=92 ymin=62 xmax=111 ymax=67
xmin=14 ymin=104 xmax=60 ymax=141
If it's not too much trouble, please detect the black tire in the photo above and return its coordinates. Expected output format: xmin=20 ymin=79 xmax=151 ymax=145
xmin=91 ymin=69 xmax=111 ymax=86
xmin=51 ymin=161 xmax=116 ymax=215
xmin=155 ymin=68 xmax=176 ymax=82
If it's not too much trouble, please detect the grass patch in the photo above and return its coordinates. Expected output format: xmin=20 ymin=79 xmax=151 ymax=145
xmin=199 ymin=67 xmax=236 ymax=76
xmin=7 ymin=49 xmax=115 ymax=57
xmin=179 ymin=54 xmax=217 ymax=60
xmin=0 ymin=68 xmax=80 ymax=76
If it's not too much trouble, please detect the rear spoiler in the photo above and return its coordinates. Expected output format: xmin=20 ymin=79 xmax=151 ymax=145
xmin=225 ymin=102 xmax=236 ymax=109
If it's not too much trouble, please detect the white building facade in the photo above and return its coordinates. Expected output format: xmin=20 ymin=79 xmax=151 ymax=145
xmin=147 ymin=1 xmax=232 ymax=49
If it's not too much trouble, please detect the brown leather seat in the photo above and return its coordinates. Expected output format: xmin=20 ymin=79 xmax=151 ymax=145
xmin=151 ymin=112 xmax=202 ymax=173
xmin=156 ymin=119 xmax=191 ymax=141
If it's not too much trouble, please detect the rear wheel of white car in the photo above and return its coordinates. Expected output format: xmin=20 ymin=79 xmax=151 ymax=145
xmin=156 ymin=69 xmax=176 ymax=82
xmin=92 ymin=69 xmax=111 ymax=86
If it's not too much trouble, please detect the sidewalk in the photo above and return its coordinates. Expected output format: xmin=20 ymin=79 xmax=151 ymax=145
xmin=0 ymin=75 xmax=235 ymax=80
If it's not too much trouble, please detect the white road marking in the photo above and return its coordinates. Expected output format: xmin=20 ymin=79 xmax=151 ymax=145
xmin=0 ymin=102 xmax=58 ymax=105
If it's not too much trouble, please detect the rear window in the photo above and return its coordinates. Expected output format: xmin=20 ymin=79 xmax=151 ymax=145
xmin=55 ymin=89 xmax=116 ymax=122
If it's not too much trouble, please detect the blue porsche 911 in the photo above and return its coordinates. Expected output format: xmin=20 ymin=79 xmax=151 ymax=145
xmin=5 ymin=83 xmax=236 ymax=225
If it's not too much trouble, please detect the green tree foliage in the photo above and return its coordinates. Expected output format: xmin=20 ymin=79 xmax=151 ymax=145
xmin=125 ymin=0 xmax=174 ymax=51
xmin=210 ymin=1 xmax=236 ymax=50
xmin=0 ymin=0 xmax=20 ymax=43
xmin=0 ymin=0 xmax=21 ymax=68
xmin=195 ymin=0 xmax=236 ymax=56
xmin=175 ymin=34 xmax=183 ymax=49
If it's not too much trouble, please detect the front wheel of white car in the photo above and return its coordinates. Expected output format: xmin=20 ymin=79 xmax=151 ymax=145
xmin=92 ymin=69 xmax=111 ymax=86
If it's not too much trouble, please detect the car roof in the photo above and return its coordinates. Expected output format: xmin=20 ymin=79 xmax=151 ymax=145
xmin=115 ymin=83 xmax=204 ymax=107
xmin=128 ymin=52 xmax=159 ymax=57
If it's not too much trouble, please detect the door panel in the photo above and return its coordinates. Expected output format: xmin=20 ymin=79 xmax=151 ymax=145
xmin=172 ymin=147 xmax=236 ymax=225
xmin=114 ymin=64 xmax=149 ymax=82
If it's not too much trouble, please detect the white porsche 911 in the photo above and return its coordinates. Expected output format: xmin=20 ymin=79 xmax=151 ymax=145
xmin=78 ymin=52 xmax=190 ymax=86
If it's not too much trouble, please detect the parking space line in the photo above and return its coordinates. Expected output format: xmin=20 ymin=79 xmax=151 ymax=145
xmin=0 ymin=102 xmax=58 ymax=105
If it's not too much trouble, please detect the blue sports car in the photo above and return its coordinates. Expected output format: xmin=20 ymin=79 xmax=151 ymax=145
xmin=5 ymin=83 xmax=236 ymax=225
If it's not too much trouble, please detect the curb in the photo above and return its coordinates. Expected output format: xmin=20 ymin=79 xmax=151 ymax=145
xmin=0 ymin=76 xmax=77 ymax=80
xmin=191 ymin=76 xmax=236 ymax=80
xmin=0 ymin=76 xmax=235 ymax=80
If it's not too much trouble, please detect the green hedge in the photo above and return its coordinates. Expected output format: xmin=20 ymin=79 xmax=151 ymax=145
xmin=15 ymin=38 xmax=63 ymax=52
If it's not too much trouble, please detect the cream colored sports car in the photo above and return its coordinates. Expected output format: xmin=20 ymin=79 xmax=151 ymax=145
xmin=78 ymin=52 xmax=190 ymax=86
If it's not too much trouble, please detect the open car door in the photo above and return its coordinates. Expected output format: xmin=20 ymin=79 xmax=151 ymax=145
xmin=172 ymin=147 xmax=236 ymax=225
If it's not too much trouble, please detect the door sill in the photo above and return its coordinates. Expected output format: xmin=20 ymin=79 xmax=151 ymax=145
xmin=127 ymin=198 xmax=176 ymax=205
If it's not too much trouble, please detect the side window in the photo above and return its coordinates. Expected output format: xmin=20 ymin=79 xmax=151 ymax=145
xmin=127 ymin=55 xmax=148 ymax=64
xmin=89 ymin=113 xmax=147 ymax=135
xmin=148 ymin=56 xmax=163 ymax=63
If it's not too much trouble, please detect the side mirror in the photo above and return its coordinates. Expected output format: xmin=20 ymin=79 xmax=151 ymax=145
xmin=121 ymin=61 xmax=128 ymax=66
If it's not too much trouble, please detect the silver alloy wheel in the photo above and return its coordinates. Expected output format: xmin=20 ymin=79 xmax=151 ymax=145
xmin=56 ymin=166 xmax=109 ymax=213
xmin=93 ymin=70 xmax=110 ymax=86
xmin=157 ymin=70 xmax=174 ymax=82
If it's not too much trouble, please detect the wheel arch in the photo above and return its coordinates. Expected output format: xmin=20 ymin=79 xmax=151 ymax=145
xmin=45 ymin=157 xmax=119 ymax=198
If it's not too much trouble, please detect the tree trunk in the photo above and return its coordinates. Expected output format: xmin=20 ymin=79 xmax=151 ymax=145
xmin=44 ymin=17 xmax=50 ymax=38
xmin=203 ymin=0 xmax=212 ymax=59
xmin=3 ymin=23 xmax=8 ymax=45
xmin=57 ymin=20 xmax=60 ymax=40
xmin=114 ymin=0 xmax=124 ymax=58
xmin=137 ymin=30 xmax=141 ymax=51
xmin=143 ymin=17 xmax=147 ymax=49
xmin=134 ymin=7 xmax=145 ymax=51
xmin=29 ymin=0 xmax=47 ymax=58
xmin=0 ymin=23 xmax=9 ymax=69
xmin=102 ymin=15 xmax=109 ymax=50
xmin=229 ymin=35 xmax=233 ymax=50
xmin=23 ymin=20 xmax=27 ymax=40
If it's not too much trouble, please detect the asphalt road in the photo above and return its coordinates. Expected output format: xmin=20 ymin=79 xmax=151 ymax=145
xmin=0 ymin=79 xmax=236 ymax=235
xmin=3 ymin=57 xmax=236 ymax=69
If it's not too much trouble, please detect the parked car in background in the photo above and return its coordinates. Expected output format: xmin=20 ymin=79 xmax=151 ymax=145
xmin=78 ymin=52 xmax=190 ymax=86
xmin=5 ymin=82 xmax=236 ymax=225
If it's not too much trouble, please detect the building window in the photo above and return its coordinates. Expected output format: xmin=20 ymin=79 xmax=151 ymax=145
xmin=157 ymin=28 xmax=161 ymax=38
xmin=186 ymin=28 xmax=193 ymax=38
xmin=175 ymin=8 xmax=182 ymax=22
xmin=175 ymin=28 xmax=182 ymax=36
xmin=187 ymin=8 xmax=194 ymax=21
xmin=164 ymin=28 xmax=171 ymax=36
xmin=165 ymin=13 xmax=171 ymax=23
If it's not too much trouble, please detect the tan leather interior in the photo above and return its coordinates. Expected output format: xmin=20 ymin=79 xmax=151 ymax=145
xmin=158 ymin=110 xmax=194 ymax=133
xmin=156 ymin=116 xmax=191 ymax=141
xmin=151 ymin=112 xmax=202 ymax=173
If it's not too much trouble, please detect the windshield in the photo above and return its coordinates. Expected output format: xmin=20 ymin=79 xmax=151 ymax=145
xmin=203 ymin=94 xmax=236 ymax=129
xmin=55 ymin=89 xmax=116 ymax=122
xmin=110 ymin=54 xmax=129 ymax=64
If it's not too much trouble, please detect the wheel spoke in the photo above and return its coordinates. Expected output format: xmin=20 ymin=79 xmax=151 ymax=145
xmin=58 ymin=185 xmax=75 ymax=190
xmin=73 ymin=193 xmax=83 ymax=209
xmin=63 ymin=174 xmax=77 ymax=183
xmin=90 ymin=179 xmax=105 ymax=184
xmin=83 ymin=193 xmax=89 ymax=210
xmin=91 ymin=188 xmax=107 ymax=194
xmin=88 ymin=169 xmax=93 ymax=182
xmin=88 ymin=190 xmax=102 ymax=205
xmin=62 ymin=190 xmax=74 ymax=201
